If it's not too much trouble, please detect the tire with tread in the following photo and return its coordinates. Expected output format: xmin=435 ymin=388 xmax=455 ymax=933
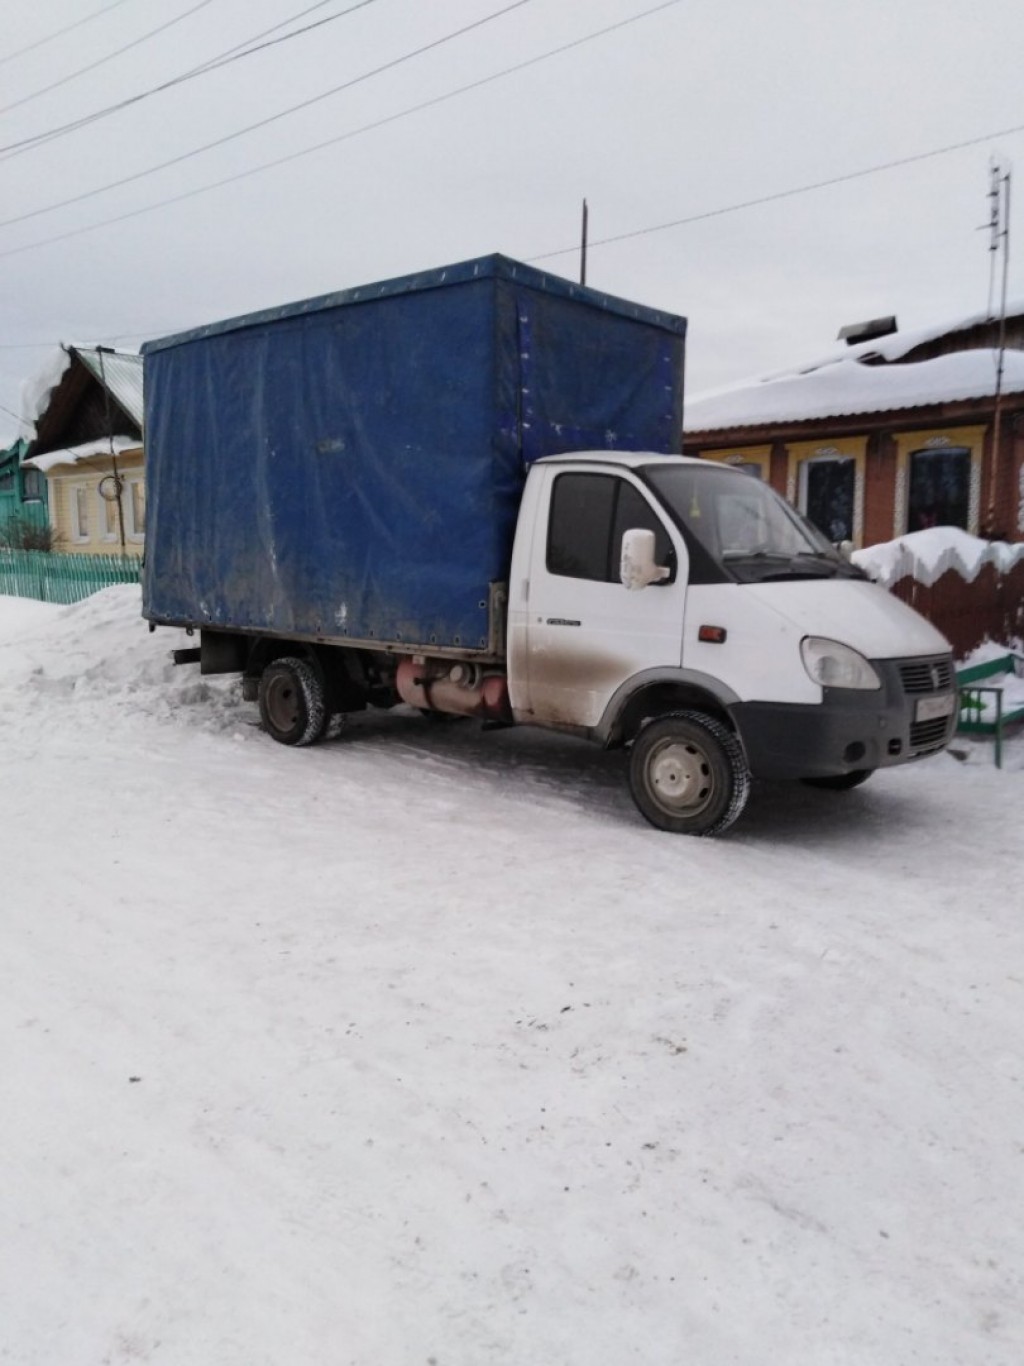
xmin=628 ymin=710 xmax=750 ymax=836
xmin=258 ymin=656 xmax=328 ymax=747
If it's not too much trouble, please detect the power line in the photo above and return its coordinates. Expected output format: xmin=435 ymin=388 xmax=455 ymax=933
xmin=527 ymin=122 xmax=1024 ymax=263
xmin=0 ymin=0 xmax=681 ymax=255
xmin=0 ymin=0 xmax=139 ymax=69
xmin=0 ymin=0 xmax=536 ymax=233
xmin=4 ymin=2 xmax=1011 ymax=274
xmin=0 ymin=0 xmax=370 ymax=161
xmin=0 ymin=0 xmax=216 ymax=119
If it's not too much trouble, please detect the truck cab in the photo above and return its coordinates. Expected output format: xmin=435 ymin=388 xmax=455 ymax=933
xmin=507 ymin=453 xmax=955 ymax=834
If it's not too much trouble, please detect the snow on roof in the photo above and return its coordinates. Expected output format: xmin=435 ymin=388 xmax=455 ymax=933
xmin=24 ymin=434 xmax=143 ymax=474
xmin=851 ymin=526 xmax=1024 ymax=588
xmin=19 ymin=347 xmax=72 ymax=430
xmin=812 ymin=297 xmax=1024 ymax=369
xmin=685 ymin=348 xmax=1024 ymax=433
xmin=19 ymin=344 xmax=143 ymax=431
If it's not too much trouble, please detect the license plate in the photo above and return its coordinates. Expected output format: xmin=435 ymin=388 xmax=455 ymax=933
xmin=916 ymin=692 xmax=955 ymax=722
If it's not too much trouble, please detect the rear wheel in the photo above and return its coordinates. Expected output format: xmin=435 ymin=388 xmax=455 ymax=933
xmin=801 ymin=769 xmax=874 ymax=791
xmin=258 ymin=656 xmax=328 ymax=746
xmin=628 ymin=711 xmax=750 ymax=836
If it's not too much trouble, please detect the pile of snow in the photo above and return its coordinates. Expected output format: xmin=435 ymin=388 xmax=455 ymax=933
xmin=852 ymin=525 xmax=1024 ymax=588
xmin=2 ymin=586 xmax=1024 ymax=1364
xmin=0 ymin=585 xmax=244 ymax=735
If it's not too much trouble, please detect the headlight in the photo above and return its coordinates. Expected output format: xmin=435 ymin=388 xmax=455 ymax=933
xmin=800 ymin=636 xmax=881 ymax=690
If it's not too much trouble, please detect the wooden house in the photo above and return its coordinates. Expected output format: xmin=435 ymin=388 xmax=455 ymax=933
xmin=0 ymin=437 xmax=49 ymax=545
xmin=22 ymin=345 xmax=145 ymax=556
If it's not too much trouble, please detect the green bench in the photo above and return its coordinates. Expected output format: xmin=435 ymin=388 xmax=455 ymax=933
xmin=956 ymin=653 xmax=1024 ymax=768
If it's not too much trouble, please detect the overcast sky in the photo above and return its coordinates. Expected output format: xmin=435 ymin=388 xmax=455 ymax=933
xmin=3 ymin=0 xmax=1023 ymax=442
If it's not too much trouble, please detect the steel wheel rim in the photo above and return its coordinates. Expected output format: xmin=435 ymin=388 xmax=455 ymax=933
xmin=646 ymin=738 xmax=714 ymax=815
xmin=264 ymin=673 xmax=300 ymax=733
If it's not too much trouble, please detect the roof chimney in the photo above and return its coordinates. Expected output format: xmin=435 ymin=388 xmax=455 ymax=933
xmin=837 ymin=316 xmax=898 ymax=345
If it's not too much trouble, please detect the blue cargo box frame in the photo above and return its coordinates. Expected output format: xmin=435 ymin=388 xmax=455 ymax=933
xmin=142 ymin=254 xmax=687 ymax=655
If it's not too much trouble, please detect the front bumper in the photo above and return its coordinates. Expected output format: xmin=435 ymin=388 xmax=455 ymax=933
xmin=730 ymin=654 xmax=956 ymax=781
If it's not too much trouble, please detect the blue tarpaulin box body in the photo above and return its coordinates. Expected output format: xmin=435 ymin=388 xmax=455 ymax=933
xmin=142 ymin=254 xmax=686 ymax=654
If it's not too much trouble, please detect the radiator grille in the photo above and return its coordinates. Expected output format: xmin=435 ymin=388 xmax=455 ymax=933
xmin=899 ymin=656 xmax=954 ymax=694
xmin=909 ymin=716 xmax=953 ymax=754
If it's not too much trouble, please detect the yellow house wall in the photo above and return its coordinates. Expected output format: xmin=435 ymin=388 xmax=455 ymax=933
xmin=698 ymin=444 xmax=773 ymax=479
xmin=47 ymin=450 xmax=145 ymax=556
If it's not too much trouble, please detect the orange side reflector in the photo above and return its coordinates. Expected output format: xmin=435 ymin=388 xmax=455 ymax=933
xmin=698 ymin=625 xmax=727 ymax=644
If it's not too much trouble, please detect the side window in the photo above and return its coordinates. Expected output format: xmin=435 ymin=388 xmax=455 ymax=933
xmin=612 ymin=482 xmax=674 ymax=574
xmin=547 ymin=473 xmax=617 ymax=580
xmin=547 ymin=472 xmax=673 ymax=582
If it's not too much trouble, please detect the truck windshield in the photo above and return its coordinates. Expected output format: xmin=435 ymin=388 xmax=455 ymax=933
xmin=644 ymin=463 xmax=864 ymax=582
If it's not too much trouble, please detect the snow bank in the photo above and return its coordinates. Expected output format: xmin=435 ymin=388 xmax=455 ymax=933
xmin=3 ymin=585 xmax=1024 ymax=1365
xmin=0 ymin=594 xmax=60 ymax=642
xmin=852 ymin=525 xmax=1024 ymax=588
xmin=0 ymin=585 xmax=245 ymax=736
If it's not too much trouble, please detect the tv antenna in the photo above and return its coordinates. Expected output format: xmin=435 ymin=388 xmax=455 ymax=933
xmin=984 ymin=161 xmax=1011 ymax=534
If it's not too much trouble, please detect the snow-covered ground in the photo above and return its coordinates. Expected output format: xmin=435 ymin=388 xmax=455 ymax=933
xmin=2 ymin=587 xmax=1022 ymax=1366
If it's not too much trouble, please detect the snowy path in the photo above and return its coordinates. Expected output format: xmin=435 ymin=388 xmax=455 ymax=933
xmin=1 ymin=589 xmax=1022 ymax=1365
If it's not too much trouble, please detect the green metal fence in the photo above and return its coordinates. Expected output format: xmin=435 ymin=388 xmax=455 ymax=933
xmin=0 ymin=548 xmax=142 ymax=604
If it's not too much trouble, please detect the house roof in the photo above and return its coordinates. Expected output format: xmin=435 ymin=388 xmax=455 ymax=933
xmin=804 ymin=298 xmax=1024 ymax=369
xmin=685 ymin=347 xmax=1024 ymax=433
xmin=72 ymin=347 xmax=144 ymax=428
xmin=21 ymin=345 xmax=143 ymax=434
xmin=685 ymin=298 xmax=1024 ymax=434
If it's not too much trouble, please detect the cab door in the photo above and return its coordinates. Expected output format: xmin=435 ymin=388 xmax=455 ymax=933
xmin=513 ymin=466 xmax=688 ymax=730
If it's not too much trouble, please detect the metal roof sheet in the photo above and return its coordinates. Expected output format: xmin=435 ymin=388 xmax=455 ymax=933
xmin=72 ymin=347 xmax=144 ymax=428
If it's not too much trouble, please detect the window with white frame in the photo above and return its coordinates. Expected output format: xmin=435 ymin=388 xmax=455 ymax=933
xmin=800 ymin=456 xmax=855 ymax=543
xmin=907 ymin=447 xmax=970 ymax=531
xmin=70 ymin=483 xmax=90 ymax=541
xmin=126 ymin=476 xmax=146 ymax=540
xmin=22 ymin=467 xmax=43 ymax=501
xmin=100 ymin=486 xmax=119 ymax=542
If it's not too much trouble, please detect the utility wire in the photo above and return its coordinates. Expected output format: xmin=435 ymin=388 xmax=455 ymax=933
xmin=0 ymin=0 xmax=216 ymax=118
xmin=0 ymin=0 xmax=535 ymax=231
xmin=2 ymin=3 xmax=1014 ymax=271
xmin=527 ymin=122 xmax=1024 ymax=263
xmin=0 ymin=0 xmax=369 ymax=161
xmin=0 ymin=0 xmax=139 ymax=69
xmin=0 ymin=0 xmax=675 ymax=251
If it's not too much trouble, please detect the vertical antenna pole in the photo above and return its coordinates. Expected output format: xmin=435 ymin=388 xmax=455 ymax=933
xmin=96 ymin=345 xmax=126 ymax=551
xmin=580 ymin=198 xmax=589 ymax=287
xmin=987 ymin=160 xmax=1000 ymax=320
xmin=986 ymin=167 xmax=1011 ymax=535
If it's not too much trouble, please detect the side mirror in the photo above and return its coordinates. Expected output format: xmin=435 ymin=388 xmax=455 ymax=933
xmin=837 ymin=539 xmax=854 ymax=561
xmin=620 ymin=528 xmax=670 ymax=591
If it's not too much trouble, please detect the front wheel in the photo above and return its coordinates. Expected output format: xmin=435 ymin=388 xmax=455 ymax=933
xmin=628 ymin=711 xmax=750 ymax=836
xmin=258 ymin=656 xmax=328 ymax=746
